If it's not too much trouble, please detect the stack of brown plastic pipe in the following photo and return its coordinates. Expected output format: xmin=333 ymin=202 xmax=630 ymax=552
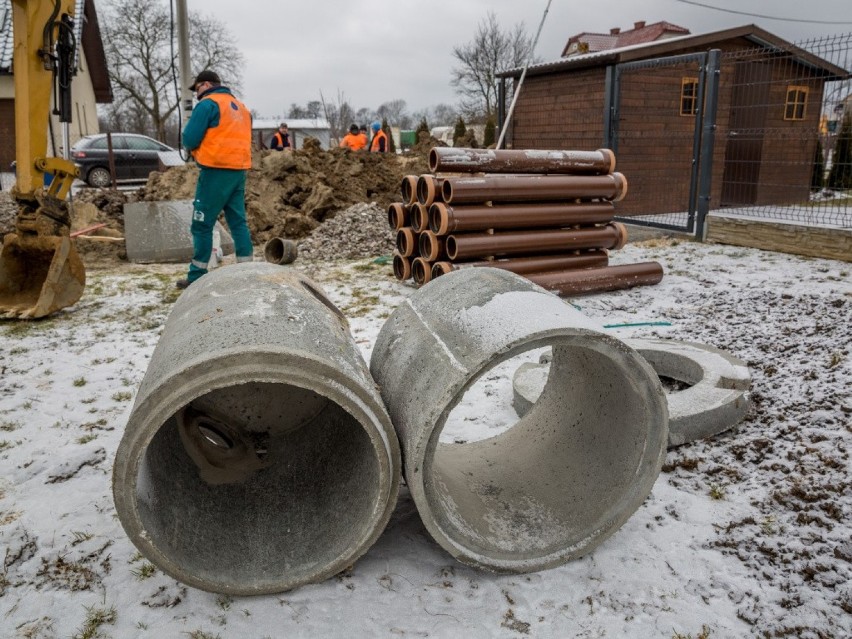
xmin=387 ymin=148 xmax=663 ymax=295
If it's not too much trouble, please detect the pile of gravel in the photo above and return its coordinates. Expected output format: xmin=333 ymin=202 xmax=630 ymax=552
xmin=296 ymin=202 xmax=394 ymax=261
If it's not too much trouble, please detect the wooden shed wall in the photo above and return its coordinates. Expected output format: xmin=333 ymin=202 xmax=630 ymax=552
xmin=506 ymin=36 xmax=828 ymax=218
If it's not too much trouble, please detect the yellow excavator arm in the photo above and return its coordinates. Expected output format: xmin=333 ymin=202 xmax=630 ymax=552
xmin=0 ymin=0 xmax=85 ymax=319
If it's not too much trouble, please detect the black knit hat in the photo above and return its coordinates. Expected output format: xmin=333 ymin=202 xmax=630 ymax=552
xmin=189 ymin=70 xmax=221 ymax=91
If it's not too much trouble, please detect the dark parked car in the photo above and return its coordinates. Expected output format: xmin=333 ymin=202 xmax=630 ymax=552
xmin=71 ymin=133 xmax=178 ymax=187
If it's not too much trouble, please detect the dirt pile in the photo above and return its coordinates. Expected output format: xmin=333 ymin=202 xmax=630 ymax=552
xmin=138 ymin=141 xmax=431 ymax=245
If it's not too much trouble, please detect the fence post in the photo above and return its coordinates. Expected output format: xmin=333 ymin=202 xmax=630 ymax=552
xmin=603 ymin=65 xmax=618 ymax=153
xmin=696 ymin=49 xmax=721 ymax=241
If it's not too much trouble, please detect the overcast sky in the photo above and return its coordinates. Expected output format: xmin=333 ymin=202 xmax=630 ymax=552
xmin=186 ymin=0 xmax=851 ymax=118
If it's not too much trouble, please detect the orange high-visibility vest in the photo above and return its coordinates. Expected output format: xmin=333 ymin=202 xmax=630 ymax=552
xmin=192 ymin=93 xmax=252 ymax=169
xmin=340 ymin=132 xmax=366 ymax=151
xmin=370 ymin=129 xmax=388 ymax=153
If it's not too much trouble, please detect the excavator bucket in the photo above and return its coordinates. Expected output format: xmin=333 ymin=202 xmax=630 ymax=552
xmin=0 ymin=232 xmax=85 ymax=319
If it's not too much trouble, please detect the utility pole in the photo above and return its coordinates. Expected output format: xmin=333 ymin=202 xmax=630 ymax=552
xmin=174 ymin=0 xmax=193 ymax=126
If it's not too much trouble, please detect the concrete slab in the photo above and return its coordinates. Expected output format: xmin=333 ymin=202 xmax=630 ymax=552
xmin=123 ymin=200 xmax=234 ymax=263
xmin=516 ymin=338 xmax=751 ymax=448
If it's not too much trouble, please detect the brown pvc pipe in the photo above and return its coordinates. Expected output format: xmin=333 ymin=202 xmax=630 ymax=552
xmin=418 ymin=231 xmax=446 ymax=262
xmin=412 ymin=257 xmax=433 ymax=286
xmin=430 ymin=201 xmax=615 ymax=235
xmin=442 ymin=173 xmax=627 ymax=205
xmin=401 ymin=175 xmax=419 ymax=205
xmin=410 ymin=203 xmax=430 ymax=233
xmin=430 ymin=147 xmax=616 ymax=175
xmin=446 ymin=223 xmax=628 ymax=260
xmin=393 ymin=251 xmax=412 ymax=281
xmin=396 ymin=228 xmax=418 ymax=258
xmin=416 ymin=175 xmax=444 ymax=206
xmin=527 ymin=262 xmax=664 ymax=296
xmin=432 ymin=251 xmax=609 ymax=279
xmin=387 ymin=203 xmax=410 ymax=231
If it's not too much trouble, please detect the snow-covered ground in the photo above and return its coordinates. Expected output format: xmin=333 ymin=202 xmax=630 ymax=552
xmin=0 ymin=238 xmax=850 ymax=639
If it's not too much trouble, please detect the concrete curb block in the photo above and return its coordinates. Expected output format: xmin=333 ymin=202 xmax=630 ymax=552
xmin=370 ymin=267 xmax=668 ymax=573
xmin=113 ymin=263 xmax=401 ymax=595
xmin=124 ymin=200 xmax=234 ymax=263
xmin=515 ymin=338 xmax=751 ymax=448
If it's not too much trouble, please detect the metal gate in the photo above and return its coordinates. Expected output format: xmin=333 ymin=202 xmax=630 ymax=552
xmin=602 ymin=34 xmax=851 ymax=237
xmin=604 ymin=51 xmax=721 ymax=237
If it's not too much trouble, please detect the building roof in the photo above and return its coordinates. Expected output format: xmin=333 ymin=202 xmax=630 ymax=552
xmin=253 ymin=118 xmax=331 ymax=130
xmin=500 ymin=24 xmax=850 ymax=81
xmin=562 ymin=21 xmax=690 ymax=57
xmin=0 ymin=0 xmax=111 ymax=102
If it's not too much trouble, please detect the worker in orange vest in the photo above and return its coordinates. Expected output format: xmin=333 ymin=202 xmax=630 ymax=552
xmin=339 ymin=124 xmax=366 ymax=151
xmin=178 ymin=69 xmax=254 ymax=289
xmin=271 ymin=123 xmax=291 ymax=150
xmin=358 ymin=124 xmax=368 ymax=149
xmin=370 ymin=121 xmax=388 ymax=153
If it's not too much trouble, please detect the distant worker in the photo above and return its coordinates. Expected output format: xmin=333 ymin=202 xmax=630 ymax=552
xmin=177 ymin=69 xmax=254 ymax=290
xmin=358 ymin=124 xmax=368 ymax=149
xmin=370 ymin=121 xmax=388 ymax=153
xmin=339 ymin=124 xmax=366 ymax=151
xmin=271 ymin=123 xmax=291 ymax=151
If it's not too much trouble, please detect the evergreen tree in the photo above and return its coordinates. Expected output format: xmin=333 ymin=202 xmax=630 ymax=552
xmin=811 ymin=138 xmax=825 ymax=191
xmin=416 ymin=118 xmax=430 ymax=138
xmin=827 ymin=112 xmax=852 ymax=190
xmin=382 ymin=118 xmax=396 ymax=153
xmin=483 ymin=115 xmax=496 ymax=148
xmin=453 ymin=117 xmax=467 ymax=146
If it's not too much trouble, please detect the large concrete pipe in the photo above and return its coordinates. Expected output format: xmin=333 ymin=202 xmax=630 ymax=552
xmin=442 ymin=173 xmax=627 ymax=205
xmin=527 ymin=262 xmax=664 ymax=296
xmin=446 ymin=223 xmax=627 ymax=260
xmin=430 ymin=202 xmax=615 ymax=235
xmin=113 ymin=263 xmax=401 ymax=595
xmin=370 ymin=268 xmax=668 ymax=572
xmin=430 ymin=147 xmax=616 ymax=175
xmin=430 ymin=250 xmax=609 ymax=280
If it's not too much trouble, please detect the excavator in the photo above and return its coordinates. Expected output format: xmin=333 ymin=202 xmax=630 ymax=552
xmin=0 ymin=0 xmax=85 ymax=319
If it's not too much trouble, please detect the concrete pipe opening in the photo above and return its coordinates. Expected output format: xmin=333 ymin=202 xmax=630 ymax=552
xmin=114 ymin=264 xmax=400 ymax=595
xmin=370 ymin=267 xmax=667 ymax=573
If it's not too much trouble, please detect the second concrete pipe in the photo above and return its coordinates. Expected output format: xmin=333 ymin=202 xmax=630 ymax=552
xmin=113 ymin=263 xmax=401 ymax=595
xmin=370 ymin=268 xmax=668 ymax=572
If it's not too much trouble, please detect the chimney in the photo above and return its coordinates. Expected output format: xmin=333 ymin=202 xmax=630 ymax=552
xmin=634 ymin=21 xmax=646 ymax=30
xmin=610 ymin=27 xmax=621 ymax=35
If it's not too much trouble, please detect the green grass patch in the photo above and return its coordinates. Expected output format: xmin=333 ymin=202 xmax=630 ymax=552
xmin=72 ymin=605 xmax=117 ymax=639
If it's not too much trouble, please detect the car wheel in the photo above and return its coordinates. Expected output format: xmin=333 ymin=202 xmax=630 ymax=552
xmin=87 ymin=167 xmax=112 ymax=188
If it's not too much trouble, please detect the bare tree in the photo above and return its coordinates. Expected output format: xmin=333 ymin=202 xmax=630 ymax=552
xmin=377 ymin=99 xmax=410 ymax=129
xmin=288 ymin=101 xmax=324 ymax=119
xmin=100 ymin=0 xmax=244 ymax=144
xmin=450 ymin=11 xmax=538 ymax=121
xmin=412 ymin=103 xmax=459 ymax=128
xmin=319 ymin=90 xmax=356 ymax=143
